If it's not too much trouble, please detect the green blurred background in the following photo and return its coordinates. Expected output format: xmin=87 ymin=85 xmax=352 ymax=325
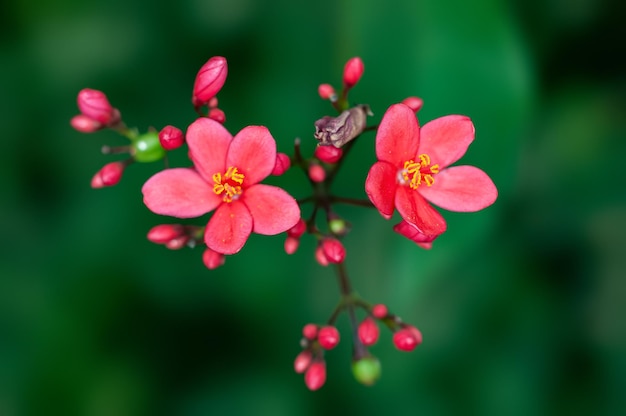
xmin=1 ymin=0 xmax=625 ymax=414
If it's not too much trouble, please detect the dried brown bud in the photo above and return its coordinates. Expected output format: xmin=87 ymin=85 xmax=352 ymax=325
xmin=314 ymin=104 xmax=372 ymax=148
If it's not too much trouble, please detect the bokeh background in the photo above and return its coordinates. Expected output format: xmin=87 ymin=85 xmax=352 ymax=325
xmin=1 ymin=0 xmax=625 ymax=414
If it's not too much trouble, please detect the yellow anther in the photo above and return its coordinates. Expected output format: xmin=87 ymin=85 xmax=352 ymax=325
xmin=213 ymin=166 xmax=246 ymax=202
xmin=400 ymin=153 xmax=438 ymax=189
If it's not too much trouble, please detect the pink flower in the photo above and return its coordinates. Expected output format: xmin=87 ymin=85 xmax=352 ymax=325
xmin=365 ymin=104 xmax=497 ymax=236
xmin=142 ymin=118 xmax=300 ymax=255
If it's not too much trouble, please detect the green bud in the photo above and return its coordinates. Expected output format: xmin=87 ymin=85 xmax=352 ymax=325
xmin=131 ymin=131 xmax=166 ymax=162
xmin=329 ymin=218 xmax=347 ymax=235
xmin=351 ymin=356 xmax=381 ymax=386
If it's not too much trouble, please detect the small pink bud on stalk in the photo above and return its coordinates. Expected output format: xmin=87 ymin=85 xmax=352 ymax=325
xmin=202 ymin=248 xmax=225 ymax=270
xmin=70 ymin=114 xmax=102 ymax=133
xmin=284 ymin=236 xmax=300 ymax=254
xmin=402 ymin=96 xmax=424 ymax=113
xmin=287 ymin=218 xmax=307 ymax=238
xmin=147 ymin=224 xmax=185 ymax=244
xmin=371 ymin=304 xmax=388 ymax=319
xmin=342 ymin=57 xmax=364 ymax=90
xmin=302 ymin=324 xmax=319 ymax=340
xmin=317 ymin=326 xmax=340 ymax=350
xmin=314 ymin=145 xmax=343 ymax=164
xmin=294 ymin=350 xmax=313 ymax=374
xmin=208 ymin=108 xmax=226 ymax=123
xmin=358 ymin=317 xmax=380 ymax=346
xmin=314 ymin=246 xmax=329 ymax=267
xmin=308 ymin=164 xmax=326 ymax=183
xmin=304 ymin=361 xmax=326 ymax=391
xmin=317 ymin=83 xmax=336 ymax=100
xmin=393 ymin=326 xmax=423 ymax=352
xmin=271 ymin=153 xmax=291 ymax=176
xmin=91 ymin=161 xmax=125 ymax=188
xmin=165 ymin=235 xmax=189 ymax=250
xmin=321 ymin=238 xmax=346 ymax=264
xmin=77 ymin=88 xmax=119 ymax=124
xmin=158 ymin=125 xmax=185 ymax=150
xmin=192 ymin=56 xmax=228 ymax=108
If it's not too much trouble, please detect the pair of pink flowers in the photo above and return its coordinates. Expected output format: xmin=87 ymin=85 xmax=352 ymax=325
xmin=365 ymin=103 xmax=497 ymax=247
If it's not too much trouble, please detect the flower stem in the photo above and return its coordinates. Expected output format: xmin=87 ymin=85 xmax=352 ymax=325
xmin=335 ymin=262 xmax=369 ymax=359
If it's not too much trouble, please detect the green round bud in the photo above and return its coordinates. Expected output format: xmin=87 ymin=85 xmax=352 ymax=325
xmin=351 ymin=356 xmax=381 ymax=386
xmin=329 ymin=218 xmax=347 ymax=235
xmin=131 ymin=131 xmax=166 ymax=163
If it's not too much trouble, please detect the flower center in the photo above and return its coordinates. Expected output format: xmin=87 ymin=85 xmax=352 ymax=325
xmin=398 ymin=153 xmax=439 ymax=189
xmin=213 ymin=166 xmax=245 ymax=202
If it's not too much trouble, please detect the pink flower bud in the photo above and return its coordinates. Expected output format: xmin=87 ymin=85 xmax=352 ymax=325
xmin=202 ymin=248 xmax=225 ymax=270
xmin=402 ymin=96 xmax=424 ymax=113
xmin=302 ymin=323 xmax=319 ymax=340
xmin=358 ymin=317 xmax=380 ymax=346
xmin=158 ymin=125 xmax=185 ymax=150
xmin=308 ymin=164 xmax=326 ymax=183
xmin=314 ymin=145 xmax=343 ymax=164
xmin=207 ymin=96 xmax=219 ymax=108
xmin=317 ymin=326 xmax=340 ymax=350
xmin=371 ymin=304 xmax=388 ymax=319
xmin=71 ymin=114 xmax=103 ymax=133
xmin=321 ymin=238 xmax=346 ymax=264
xmin=393 ymin=326 xmax=423 ymax=352
xmin=314 ymin=246 xmax=329 ymax=267
xmin=287 ymin=218 xmax=307 ymax=238
xmin=77 ymin=88 xmax=118 ymax=124
xmin=343 ymin=57 xmax=364 ymax=89
xmin=294 ymin=350 xmax=313 ymax=374
xmin=318 ymin=83 xmax=336 ymax=100
xmin=304 ymin=361 xmax=326 ymax=391
xmin=284 ymin=236 xmax=300 ymax=254
xmin=208 ymin=108 xmax=226 ymax=124
xmin=165 ymin=235 xmax=189 ymax=250
xmin=393 ymin=220 xmax=439 ymax=250
xmin=192 ymin=56 xmax=228 ymax=107
xmin=272 ymin=152 xmax=291 ymax=176
xmin=92 ymin=161 xmax=125 ymax=188
xmin=147 ymin=224 xmax=185 ymax=244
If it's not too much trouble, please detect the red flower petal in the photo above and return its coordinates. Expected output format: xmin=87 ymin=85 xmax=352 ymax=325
xmin=365 ymin=161 xmax=397 ymax=219
xmin=375 ymin=104 xmax=420 ymax=166
xmin=418 ymin=115 xmax=474 ymax=169
xmin=142 ymin=168 xmax=221 ymax=218
xmin=241 ymin=184 xmax=300 ymax=235
xmin=393 ymin=220 xmax=438 ymax=249
xmin=395 ymin=186 xmax=447 ymax=236
xmin=186 ymin=117 xmax=232 ymax=183
xmin=204 ymin=201 xmax=253 ymax=255
xmin=419 ymin=165 xmax=498 ymax=212
xmin=227 ymin=126 xmax=276 ymax=186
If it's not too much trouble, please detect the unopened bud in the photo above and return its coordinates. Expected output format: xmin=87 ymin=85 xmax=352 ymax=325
xmin=294 ymin=350 xmax=313 ymax=374
xmin=202 ymin=248 xmax=225 ymax=269
xmin=352 ymin=356 xmax=381 ymax=386
xmin=328 ymin=217 xmax=348 ymax=236
xmin=358 ymin=317 xmax=380 ymax=346
xmin=317 ymin=83 xmax=336 ymax=100
xmin=393 ymin=326 xmax=423 ymax=352
xmin=401 ymin=96 xmax=424 ymax=113
xmin=165 ymin=235 xmax=189 ymax=250
xmin=284 ymin=236 xmax=300 ymax=254
xmin=343 ymin=57 xmax=364 ymax=90
xmin=147 ymin=224 xmax=185 ymax=244
xmin=158 ymin=125 xmax=185 ymax=150
xmin=77 ymin=88 xmax=119 ymax=124
xmin=71 ymin=114 xmax=103 ymax=133
xmin=317 ymin=326 xmax=340 ymax=350
xmin=304 ymin=361 xmax=326 ymax=391
xmin=272 ymin=152 xmax=291 ymax=176
xmin=92 ymin=161 xmax=125 ymax=188
xmin=314 ymin=105 xmax=371 ymax=148
xmin=371 ymin=304 xmax=388 ymax=319
xmin=321 ymin=238 xmax=346 ymax=264
xmin=315 ymin=246 xmax=329 ymax=267
xmin=314 ymin=145 xmax=343 ymax=164
xmin=208 ymin=108 xmax=226 ymax=124
xmin=308 ymin=164 xmax=326 ymax=183
xmin=131 ymin=131 xmax=166 ymax=163
xmin=302 ymin=323 xmax=319 ymax=340
xmin=192 ymin=56 xmax=228 ymax=107
xmin=287 ymin=218 xmax=307 ymax=238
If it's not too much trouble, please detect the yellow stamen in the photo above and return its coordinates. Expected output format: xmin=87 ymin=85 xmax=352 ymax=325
xmin=213 ymin=166 xmax=245 ymax=202
xmin=399 ymin=153 xmax=439 ymax=190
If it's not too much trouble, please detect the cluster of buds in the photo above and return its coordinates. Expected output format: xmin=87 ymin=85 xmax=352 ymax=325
xmin=294 ymin=303 xmax=423 ymax=390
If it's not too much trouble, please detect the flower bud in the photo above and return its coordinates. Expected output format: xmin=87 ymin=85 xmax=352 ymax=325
xmin=342 ymin=57 xmax=364 ymax=90
xmin=314 ymin=246 xmax=329 ymax=267
xmin=92 ymin=161 xmax=125 ymax=188
xmin=308 ymin=164 xmax=326 ymax=183
xmin=131 ymin=131 xmax=166 ymax=163
xmin=351 ymin=356 xmax=381 ymax=386
xmin=287 ymin=218 xmax=307 ymax=239
xmin=192 ymin=56 xmax=228 ymax=107
xmin=165 ymin=235 xmax=189 ymax=250
xmin=393 ymin=326 xmax=423 ymax=352
xmin=208 ymin=108 xmax=226 ymax=123
xmin=304 ymin=361 xmax=326 ymax=391
xmin=314 ymin=145 xmax=343 ymax=164
xmin=284 ymin=236 xmax=300 ymax=255
xmin=147 ymin=224 xmax=185 ymax=244
xmin=402 ymin=96 xmax=424 ymax=113
xmin=358 ymin=317 xmax=380 ymax=346
xmin=71 ymin=114 xmax=102 ymax=133
xmin=328 ymin=217 xmax=349 ymax=236
xmin=321 ymin=238 xmax=346 ymax=264
xmin=317 ymin=83 xmax=336 ymax=100
xmin=393 ymin=221 xmax=439 ymax=249
xmin=371 ymin=304 xmax=388 ymax=319
xmin=202 ymin=248 xmax=225 ymax=270
xmin=294 ymin=350 xmax=313 ymax=374
xmin=314 ymin=104 xmax=371 ymax=148
xmin=271 ymin=153 xmax=291 ymax=176
xmin=77 ymin=88 xmax=118 ymax=124
xmin=302 ymin=323 xmax=318 ymax=340
xmin=317 ymin=326 xmax=340 ymax=350
xmin=158 ymin=125 xmax=185 ymax=150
